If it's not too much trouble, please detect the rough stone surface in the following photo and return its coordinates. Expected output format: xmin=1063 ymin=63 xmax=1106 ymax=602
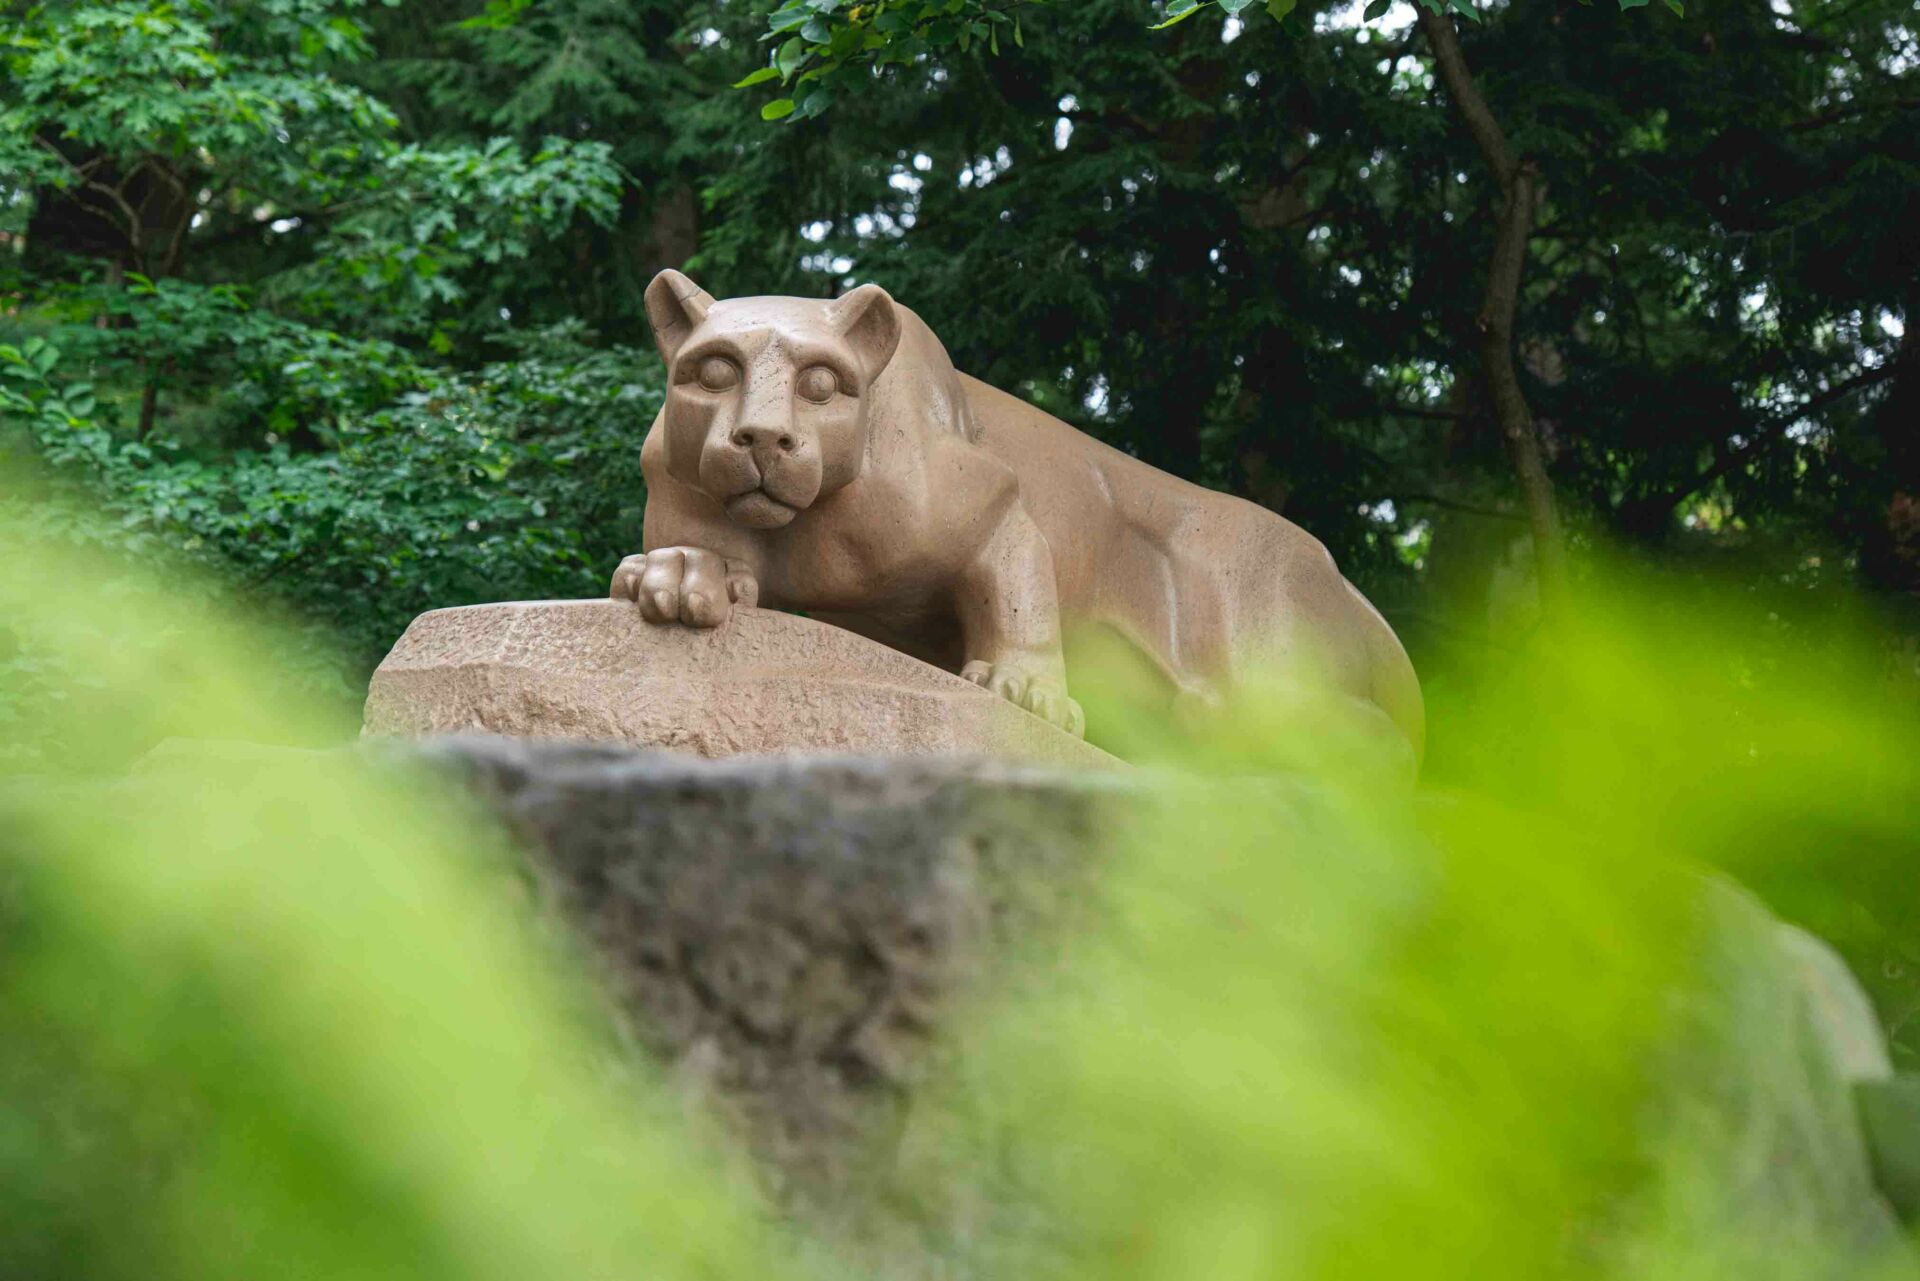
xmin=418 ymin=734 xmax=1126 ymax=1202
xmin=363 ymin=599 xmax=1121 ymax=770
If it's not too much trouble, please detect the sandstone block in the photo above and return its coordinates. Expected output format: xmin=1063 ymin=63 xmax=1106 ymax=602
xmin=362 ymin=600 xmax=1120 ymax=769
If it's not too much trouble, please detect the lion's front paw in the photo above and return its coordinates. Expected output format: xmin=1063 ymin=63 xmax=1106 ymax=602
xmin=960 ymin=661 xmax=1086 ymax=738
xmin=610 ymin=547 xmax=757 ymax=627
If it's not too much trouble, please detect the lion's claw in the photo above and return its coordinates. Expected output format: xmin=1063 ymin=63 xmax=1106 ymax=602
xmin=961 ymin=660 xmax=1085 ymax=738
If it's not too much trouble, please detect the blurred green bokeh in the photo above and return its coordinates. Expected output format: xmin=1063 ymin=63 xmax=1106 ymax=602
xmin=0 ymin=493 xmax=774 ymax=1280
xmin=2 ymin=481 xmax=1916 ymax=1279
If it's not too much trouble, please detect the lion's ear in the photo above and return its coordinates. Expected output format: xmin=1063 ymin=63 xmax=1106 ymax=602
xmin=830 ymin=284 xmax=901 ymax=380
xmin=644 ymin=269 xmax=714 ymax=363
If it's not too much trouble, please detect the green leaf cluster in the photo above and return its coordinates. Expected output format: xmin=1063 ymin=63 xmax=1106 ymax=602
xmin=3 ymin=322 xmax=659 ymax=686
xmin=740 ymin=0 xmax=1044 ymax=120
xmin=0 ymin=0 xmax=637 ymax=681
xmin=738 ymin=0 xmax=1683 ymax=82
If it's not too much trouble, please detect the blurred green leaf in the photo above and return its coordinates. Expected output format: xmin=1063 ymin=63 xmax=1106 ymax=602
xmin=1151 ymin=0 xmax=1206 ymax=31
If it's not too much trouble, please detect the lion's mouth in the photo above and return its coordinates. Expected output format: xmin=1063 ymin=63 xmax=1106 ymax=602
xmin=724 ymin=487 xmax=799 ymax=529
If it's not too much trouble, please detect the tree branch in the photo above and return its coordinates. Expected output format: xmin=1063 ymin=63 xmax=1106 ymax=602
xmin=1787 ymin=98 xmax=1920 ymax=133
xmin=1417 ymin=8 xmax=1569 ymax=617
xmin=1653 ymin=364 xmax=1899 ymax=516
xmin=1418 ymin=9 xmax=1517 ymax=191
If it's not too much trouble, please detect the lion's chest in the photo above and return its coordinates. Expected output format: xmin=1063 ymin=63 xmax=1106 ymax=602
xmin=763 ymin=514 xmax=944 ymax=615
xmin=761 ymin=457 xmax=994 ymax=619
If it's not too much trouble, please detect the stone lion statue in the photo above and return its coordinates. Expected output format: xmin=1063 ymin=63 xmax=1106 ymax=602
xmin=612 ymin=270 xmax=1423 ymax=760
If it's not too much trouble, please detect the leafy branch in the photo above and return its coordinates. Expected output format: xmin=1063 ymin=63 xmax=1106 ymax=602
xmin=734 ymin=0 xmax=1685 ymax=119
xmin=1153 ymin=0 xmax=1685 ymax=32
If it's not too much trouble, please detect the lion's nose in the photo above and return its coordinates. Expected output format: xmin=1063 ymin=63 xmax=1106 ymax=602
xmin=731 ymin=425 xmax=796 ymax=453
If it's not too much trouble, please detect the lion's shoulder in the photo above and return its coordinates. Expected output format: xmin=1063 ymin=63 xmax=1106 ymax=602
xmin=881 ymin=308 xmax=982 ymax=444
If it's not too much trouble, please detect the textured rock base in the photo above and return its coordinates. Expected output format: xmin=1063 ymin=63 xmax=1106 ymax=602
xmin=420 ymin=740 xmax=1911 ymax=1244
xmin=421 ymin=735 xmax=1124 ymax=1202
xmin=364 ymin=599 xmax=1119 ymax=769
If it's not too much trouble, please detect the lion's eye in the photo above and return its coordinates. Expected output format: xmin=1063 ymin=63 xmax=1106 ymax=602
xmin=696 ymin=356 xmax=739 ymax=392
xmin=796 ymin=365 xmax=839 ymax=404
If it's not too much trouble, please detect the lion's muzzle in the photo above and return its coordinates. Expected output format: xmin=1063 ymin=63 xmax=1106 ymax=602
xmin=700 ymin=422 xmax=822 ymax=529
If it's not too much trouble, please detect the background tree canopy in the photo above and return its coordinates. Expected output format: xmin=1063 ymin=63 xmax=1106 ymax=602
xmin=2 ymin=0 xmax=1915 ymax=696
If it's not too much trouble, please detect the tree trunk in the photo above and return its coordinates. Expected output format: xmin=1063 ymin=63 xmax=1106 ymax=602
xmin=137 ymin=372 xmax=159 ymax=439
xmin=1417 ymin=9 xmax=1569 ymax=620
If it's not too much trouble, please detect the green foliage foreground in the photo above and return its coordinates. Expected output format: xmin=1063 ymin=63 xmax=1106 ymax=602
xmin=2 ymin=489 xmax=1916 ymax=1277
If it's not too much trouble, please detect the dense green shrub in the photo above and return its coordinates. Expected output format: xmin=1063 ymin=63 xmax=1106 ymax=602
xmin=1 ymin=0 xmax=640 ymax=691
xmin=3 ymin=319 xmax=660 ymax=690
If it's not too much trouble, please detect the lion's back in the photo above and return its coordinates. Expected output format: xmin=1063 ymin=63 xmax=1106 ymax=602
xmin=957 ymin=374 xmax=1422 ymax=755
xmin=958 ymin=373 xmax=1300 ymax=588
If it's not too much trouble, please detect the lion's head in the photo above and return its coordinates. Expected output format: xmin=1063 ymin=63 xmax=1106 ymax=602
xmin=643 ymin=269 xmax=902 ymax=530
